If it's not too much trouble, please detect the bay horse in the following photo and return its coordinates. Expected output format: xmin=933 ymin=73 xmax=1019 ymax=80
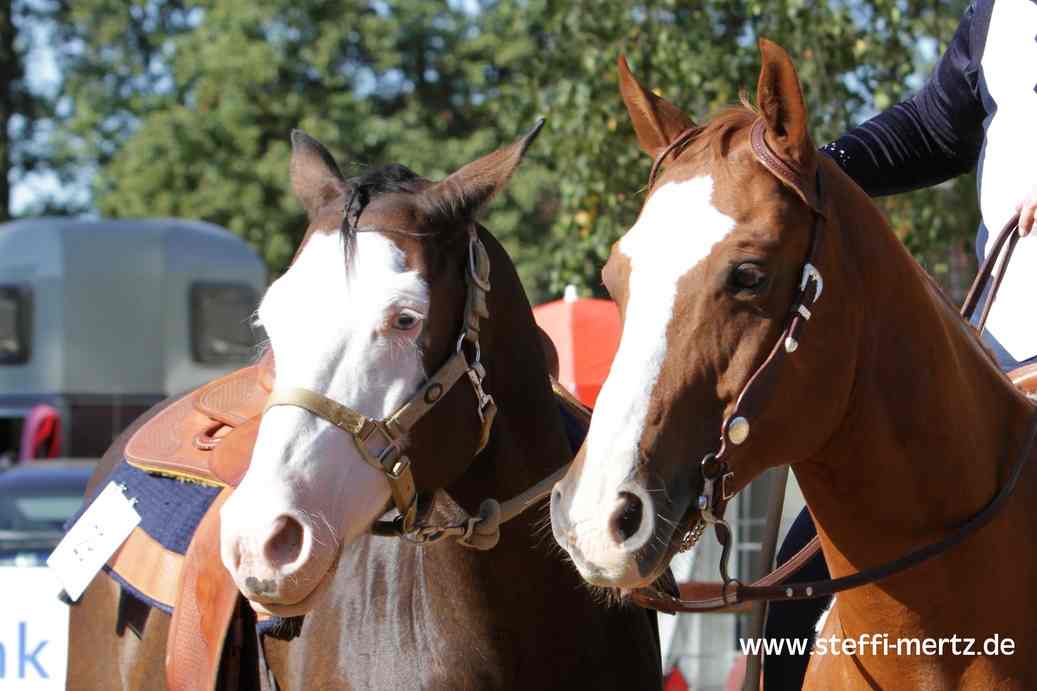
xmin=550 ymin=39 xmax=1037 ymax=689
xmin=68 ymin=127 xmax=662 ymax=689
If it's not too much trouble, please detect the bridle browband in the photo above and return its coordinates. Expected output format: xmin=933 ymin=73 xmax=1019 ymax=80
xmin=631 ymin=118 xmax=1037 ymax=613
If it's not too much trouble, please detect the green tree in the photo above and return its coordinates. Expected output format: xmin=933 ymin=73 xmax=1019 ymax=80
xmin=52 ymin=0 xmax=979 ymax=301
xmin=0 ymin=0 xmax=57 ymax=219
xmin=479 ymin=0 xmax=977 ymax=300
xmin=52 ymin=0 xmax=520 ymax=273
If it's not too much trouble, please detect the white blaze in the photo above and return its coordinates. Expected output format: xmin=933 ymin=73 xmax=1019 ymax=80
xmin=563 ymin=176 xmax=736 ymax=571
xmin=221 ymin=229 xmax=430 ymax=589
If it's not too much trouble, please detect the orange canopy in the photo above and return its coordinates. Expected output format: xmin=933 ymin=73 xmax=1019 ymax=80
xmin=533 ymin=290 xmax=621 ymax=407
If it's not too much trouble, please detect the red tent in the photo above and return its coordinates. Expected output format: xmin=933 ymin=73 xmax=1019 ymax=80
xmin=664 ymin=666 xmax=691 ymax=691
xmin=533 ymin=287 xmax=621 ymax=407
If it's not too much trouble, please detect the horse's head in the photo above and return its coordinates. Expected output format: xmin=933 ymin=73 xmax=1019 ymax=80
xmin=551 ymin=40 xmax=856 ymax=589
xmin=220 ymin=124 xmax=542 ymax=615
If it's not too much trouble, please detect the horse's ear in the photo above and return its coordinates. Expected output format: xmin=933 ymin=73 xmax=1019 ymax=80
xmin=617 ymin=55 xmax=696 ymax=159
xmin=755 ymin=38 xmax=815 ymax=169
xmin=290 ymin=130 xmax=349 ymax=220
xmin=424 ymin=119 xmax=545 ymax=220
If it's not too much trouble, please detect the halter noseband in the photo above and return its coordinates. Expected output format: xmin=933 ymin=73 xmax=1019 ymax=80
xmin=265 ymin=224 xmax=497 ymax=535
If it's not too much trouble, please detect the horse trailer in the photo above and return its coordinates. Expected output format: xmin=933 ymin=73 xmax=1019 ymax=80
xmin=0 ymin=218 xmax=267 ymax=461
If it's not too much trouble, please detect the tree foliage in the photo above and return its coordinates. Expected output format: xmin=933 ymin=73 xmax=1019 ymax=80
xmin=47 ymin=0 xmax=977 ymax=300
xmin=0 ymin=0 xmax=59 ymax=219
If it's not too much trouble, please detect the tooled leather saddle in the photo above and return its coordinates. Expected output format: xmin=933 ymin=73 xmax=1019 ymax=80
xmin=110 ymin=352 xmax=274 ymax=691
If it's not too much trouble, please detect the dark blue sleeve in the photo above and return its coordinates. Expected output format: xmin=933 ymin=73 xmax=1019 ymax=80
xmin=821 ymin=2 xmax=988 ymax=197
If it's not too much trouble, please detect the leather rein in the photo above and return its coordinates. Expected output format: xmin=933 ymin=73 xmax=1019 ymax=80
xmin=264 ymin=220 xmax=567 ymax=551
xmin=631 ymin=118 xmax=1037 ymax=613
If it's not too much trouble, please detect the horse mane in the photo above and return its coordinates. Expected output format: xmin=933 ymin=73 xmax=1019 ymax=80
xmin=683 ymin=95 xmax=760 ymax=161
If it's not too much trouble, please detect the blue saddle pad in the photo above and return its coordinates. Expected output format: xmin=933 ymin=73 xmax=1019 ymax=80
xmin=69 ymin=460 xmax=297 ymax=637
xmin=67 ymin=460 xmax=221 ymax=613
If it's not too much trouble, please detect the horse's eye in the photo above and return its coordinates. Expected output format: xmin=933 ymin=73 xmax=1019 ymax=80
xmin=392 ymin=309 xmax=423 ymax=331
xmin=730 ymin=263 xmax=767 ymax=292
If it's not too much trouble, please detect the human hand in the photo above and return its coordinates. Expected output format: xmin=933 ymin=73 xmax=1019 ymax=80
xmin=1018 ymin=184 xmax=1037 ymax=236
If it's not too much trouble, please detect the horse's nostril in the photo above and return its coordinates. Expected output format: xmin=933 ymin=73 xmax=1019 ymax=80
xmin=551 ymin=486 xmax=563 ymax=515
xmin=263 ymin=515 xmax=305 ymax=568
xmin=609 ymin=491 xmax=644 ymax=544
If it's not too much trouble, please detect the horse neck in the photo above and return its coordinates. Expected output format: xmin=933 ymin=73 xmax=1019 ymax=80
xmin=323 ymin=237 xmax=606 ymax=666
xmin=445 ymin=228 xmax=573 ymax=517
xmin=793 ymin=162 xmax=1035 ymax=592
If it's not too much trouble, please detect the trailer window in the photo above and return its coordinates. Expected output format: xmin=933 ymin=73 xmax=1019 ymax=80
xmin=190 ymin=282 xmax=260 ymax=365
xmin=0 ymin=285 xmax=31 ymax=365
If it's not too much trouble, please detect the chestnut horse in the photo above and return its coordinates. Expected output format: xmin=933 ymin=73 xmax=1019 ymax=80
xmin=68 ymin=128 xmax=661 ymax=689
xmin=551 ymin=39 xmax=1037 ymax=689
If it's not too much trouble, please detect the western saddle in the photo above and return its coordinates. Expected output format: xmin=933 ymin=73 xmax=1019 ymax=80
xmin=113 ymin=352 xmax=274 ymax=691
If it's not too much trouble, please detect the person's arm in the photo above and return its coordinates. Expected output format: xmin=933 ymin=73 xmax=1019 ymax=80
xmin=821 ymin=2 xmax=987 ymax=197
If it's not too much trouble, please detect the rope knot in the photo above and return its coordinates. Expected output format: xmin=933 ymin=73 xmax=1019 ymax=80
xmin=458 ymin=498 xmax=501 ymax=551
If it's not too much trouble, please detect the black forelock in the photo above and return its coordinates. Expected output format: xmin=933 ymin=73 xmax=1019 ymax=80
xmin=349 ymin=163 xmax=424 ymax=198
xmin=340 ymin=163 xmax=429 ymax=268
xmin=341 ymin=163 xmax=424 ymax=234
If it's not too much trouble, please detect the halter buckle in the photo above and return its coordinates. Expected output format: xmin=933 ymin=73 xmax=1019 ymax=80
xmin=380 ymin=447 xmax=410 ymax=479
xmin=720 ymin=471 xmax=735 ymax=501
xmin=467 ymin=362 xmax=494 ymax=422
xmin=359 ymin=423 xmax=408 ymax=477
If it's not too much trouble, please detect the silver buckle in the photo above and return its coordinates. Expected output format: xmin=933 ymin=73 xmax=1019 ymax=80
xmin=800 ymin=263 xmax=823 ymax=303
xmin=466 ymin=362 xmax=494 ymax=422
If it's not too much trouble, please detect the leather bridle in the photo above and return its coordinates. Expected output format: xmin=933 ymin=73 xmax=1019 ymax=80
xmin=264 ymin=219 xmax=568 ymax=550
xmin=631 ymin=118 xmax=1037 ymax=613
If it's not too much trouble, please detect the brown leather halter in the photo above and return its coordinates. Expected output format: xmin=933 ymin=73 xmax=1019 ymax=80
xmin=631 ymin=119 xmax=1037 ymax=613
xmin=265 ymin=225 xmax=496 ymax=535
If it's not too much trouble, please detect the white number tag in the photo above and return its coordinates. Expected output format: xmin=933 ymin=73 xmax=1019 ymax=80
xmin=47 ymin=482 xmax=141 ymax=602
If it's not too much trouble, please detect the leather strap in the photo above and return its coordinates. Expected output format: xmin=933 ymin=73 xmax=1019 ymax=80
xmin=647 ymin=126 xmax=700 ymax=192
xmin=635 ymin=408 xmax=1037 ymax=613
xmin=265 ymin=388 xmax=369 ymax=436
xmin=961 ymin=212 xmax=1022 ymax=333
xmin=367 ymin=381 xmax=587 ymax=549
xmin=166 ymin=488 xmax=239 ymax=691
xmin=749 ymin=119 xmax=823 ymax=213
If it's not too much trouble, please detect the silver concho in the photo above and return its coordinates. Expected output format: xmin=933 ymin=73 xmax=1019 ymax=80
xmin=727 ymin=416 xmax=750 ymax=445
